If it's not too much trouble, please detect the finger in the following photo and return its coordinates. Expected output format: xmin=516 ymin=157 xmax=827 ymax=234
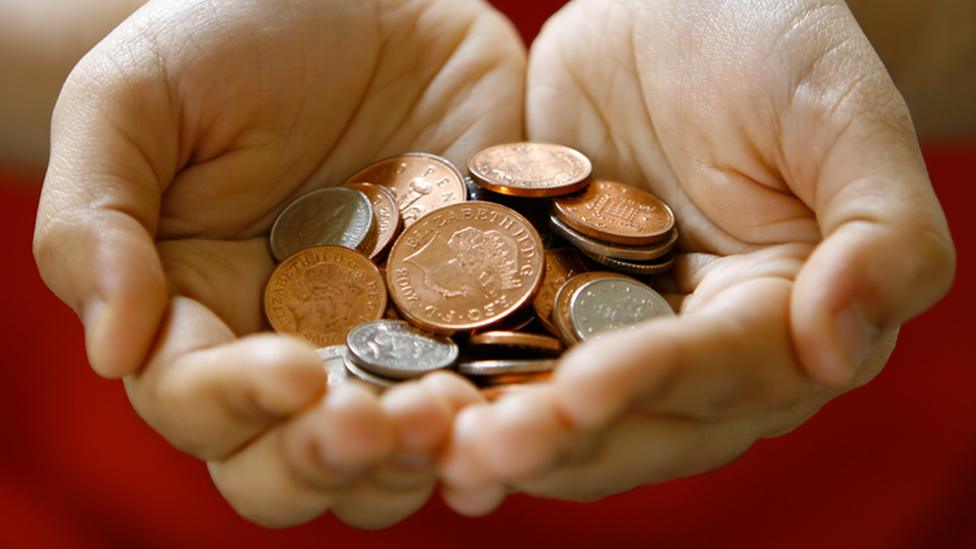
xmin=32 ymin=31 xmax=177 ymax=378
xmin=441 ymin=484 xmax=508 ymax=518
xmin=782 ymin=16 xmax=956 ymax=385
xmin=210 ymin=383 xmax=395 ymax=528
xmin=124 ymin=296 xmax=325 ymax=461
xmin=439 ymin=405 xmax=511 ymax=517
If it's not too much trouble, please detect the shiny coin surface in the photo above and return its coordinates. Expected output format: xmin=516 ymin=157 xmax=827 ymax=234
xmin=581 ymin=248 xmax=676 ymax=276
xmin=552 ymin=271 xmax=634 ymax=345
xmin=346 ymin=320 xmax=459 ymax=380
xmin=345 ymin=182 xmax=402 ymax=261
xmin=549 ymin=215 xmax=678 ymax=261
xmin=317 ymin=346 xmax=350 ymax=389
xmin=264 ymin=246 xmax=387 ymax=347
xmin=386 ymin=202 xmax=545 ymax=334
xmin=570 ymin=278 xmax=674 ymax=341
xmin=345 ymin=152 xmax=467 ymax=227
xmin=457 ymin=359 xmax=558 ymax=376
xmin=270 ymin=187 xmax=374 ymax=262
xmin=468 ymin=142 xmax=592 ymax=197
xmin=343 ymin=357 xmax=398 ymax=390
xmin=533 ymin=248 xmax=589 ymax=336
xmin=553 ymin=180 xmax=675 ymax=246
xmin=467 ymin=331 xmax=564 ymax=356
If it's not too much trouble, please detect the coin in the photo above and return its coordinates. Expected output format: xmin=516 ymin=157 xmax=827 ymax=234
xmin=553 ymin=180 xmax=675 ymax=246
xmin=549 ymin=215 xmax=678 ymax=261
xmin=475 ymin=372 xmax=554 ymax=387
xmin=343 ymin=357 xmax=398 ymax=390
xmin=481 ymin=383 xmax=547 ymax=402
xmin=264 ymin=246 xmax=387 ymax=347
xmin=468 ymin=331 xmax=564 ymax=356
xmin=580 ymin=249 xmax=676 ymax=276
xmin=570 ymin=278 xmax=674 ymax=341
xmin=386 ymin=202 xmax=545 ymax=334
xmin=317 ymin=346 xmax=350 ymax=389
xmin=551 ymin=271 xmax=633 ymax=345
xmin=345 ymin=182 xmax=402 ymax=261
xmin=457 ymin=359 xmax=558 ymax=376
xmin=270 ymin=187 xmax=375 ymax=262
xmin=345 ymin=152 xmax=467 ymax=227
xmin=346 ymin=320 xmax=459 ymax=380
xmin=533 ymin=248 xmax=589 ymax=335
xmin=468 ymin=142 xmax=592 ymax=197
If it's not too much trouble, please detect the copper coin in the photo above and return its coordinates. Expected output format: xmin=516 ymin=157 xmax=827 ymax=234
xmin=467 ymin=331 xmax=564 ymax=355
xmin=270 ymin=187 xmax=375 ymax=262
xmin=476 ymin=372 xmax=554 ymax=386
xmin=264 ymin=246 xmax=387 ymax=347
xmin=386 ymin=202 xmax=545 ymax=335
xmin=552 ymin=271 xmax=634 ymax=346
xmin=580 ymin=249 xmax=677 ymax=276
xmin=533 ymin=248 xmax=589 ymax=336
xmin=457 ymin=359 xmax=558 ymax=376
xmin=468 ymin=142 xmax=592 ymax=197
xmin=471 ymin=305 xmax=536 ymax=334
xmin=553 ymin=180 xmax=675 ymax=246
xmin=345 ymin=152 xmax=467 ymax=227
xmin=549 ymin=215 xmax=678 ymax=262
xmin=345 ymin=182 xmax=402 ymax=261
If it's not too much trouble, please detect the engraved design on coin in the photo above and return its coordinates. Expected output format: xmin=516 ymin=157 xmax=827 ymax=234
xmin=468 ymin=143 xmax=592 ymax=197
xmin=346 ymin=320 xmax=458 ymax=380
xmin=554 ymin=180 xmax=675 ymax=245
xmin=569 ymin=278 xmax=674 ymax=341
xmin=270 ymin=187 xmax=374 ymax=262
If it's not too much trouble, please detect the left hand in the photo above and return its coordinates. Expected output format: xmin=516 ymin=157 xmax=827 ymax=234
xmin=439 ymin=0 xmax=955 ymax=514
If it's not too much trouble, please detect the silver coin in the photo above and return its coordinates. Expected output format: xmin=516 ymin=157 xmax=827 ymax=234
xmin=549 ymin=215 xmax=678 ymax=261
xmin=270 ymin=187 xmax=375 ymax=262
xmin=569 ymin=278 xmax=674 ymax=341
xmin=579 ymin=247 xmax=676 ymax=276
xmin=343 ymin=357 xmax=398 ymax=389
xmin=346 ymin=320 xmax=459 ymax=380
xmin=316 ymin=346 xmax=350 ymax=388
xmin=457 ymin=359 xmax=557 ymax=376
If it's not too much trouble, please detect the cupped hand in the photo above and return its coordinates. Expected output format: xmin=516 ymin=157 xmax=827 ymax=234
xmin=33 ymin=0 xmax=524 ymax=528
xmin=440 ymin=0 xmax=955 ymax=513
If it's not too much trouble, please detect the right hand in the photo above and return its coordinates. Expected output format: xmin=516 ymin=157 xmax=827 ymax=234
xmin=33 ymin=0 xmax=524 ymax=528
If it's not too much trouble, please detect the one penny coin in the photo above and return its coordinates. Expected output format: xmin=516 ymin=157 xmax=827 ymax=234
xmin=467 ymin=331 xmax=564 ymax=356
xmin=533 ymin=248 xmax=589 ymax=335
xmin=549 ymin=215 xmax=678 ymax=262
xmin=468 ymin=142 xmax=592 ymax=197
xmin=580 ymin=249 xmax=676 ymax=276
xmin=345 ymin=152 xmax=467 ymax=227
xmin=270 ymin=187 xmax=374 ymax=262
xmin=569 ymin=278 xmax=674 ymax=342
xmin=386 ymin=202 xmax=545 ymax=335
xmin=264 ymin=246 xmax=387 ymax=347
xmin=345 ymin=182 xmax=402 ymax=261
xmin=553 ymin=180 xmax=675 ymax=246
xmin=551 ymin=271 xmax=633 ymax=346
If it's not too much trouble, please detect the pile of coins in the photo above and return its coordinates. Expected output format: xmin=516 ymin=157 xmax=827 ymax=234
xmin=263 ymin=143 xmax=678 ymax=398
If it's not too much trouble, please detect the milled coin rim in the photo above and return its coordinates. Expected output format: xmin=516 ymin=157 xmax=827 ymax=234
xmin=568 ymin=278 xmax=674 ymax=342
xmin=270 ymin=187 xmax=375 ymax=262
xmin=579 ymin=247 xmax=677 ymax=276
xmin=549 ymin=215 xmax=678 ymax=261
xmin=467 ymin=331 xmax=564 ymax=355
xmin=345 ymin=320 xmax=459 ymax=380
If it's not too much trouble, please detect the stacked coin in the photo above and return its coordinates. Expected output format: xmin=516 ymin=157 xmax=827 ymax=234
xmin=262 ymin=145 xmax=679 ymax=400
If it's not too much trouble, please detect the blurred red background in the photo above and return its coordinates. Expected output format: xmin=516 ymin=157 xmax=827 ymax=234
xmin=1 ymin=1 xmax=974 ymax=547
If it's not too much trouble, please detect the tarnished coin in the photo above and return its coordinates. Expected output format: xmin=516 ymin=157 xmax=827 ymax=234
xmin=270 ymin=187 xmax=375 ymax=262
xmin=345 ymin=152 xmax=467 ymax=227
xmin=570 ymin=278 xmax=674 ymax=341
xmin=468 ymin=142 xmax=592 ymax=197
xmin=552 ymin=271 xmax=634 ymax=346
xmin=580 ymin=249 xmax=676 ymax=276
xmin=343 ymin=357 xmax=398 ymax=390
xmin=553 ymin=180 xmax=675 ymax=246
xmin=346 ymin=320 xmax=459 ymax=380
xmin=468 ymin=331 xmax=564 ymax=356
xmin=264 ymin=246 xmax=387 ymax=347
xmin=549 ymin=215 xmax=678 ymax=262
xmin=533 ymin=248 xmax=589 ymax=336
xmin=457 ymin=359 xmax=557 ymax=376
xmin=386 ymin=202 xmax=545 ymax=334
xmin=317 ymin=346 xmax=350 ymax=389
xmin=345 ymin=182 xmax=402 ymax=261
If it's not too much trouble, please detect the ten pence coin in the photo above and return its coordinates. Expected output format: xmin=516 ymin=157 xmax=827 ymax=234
xmin=468 ymin=143 xmax=592 ymax=197
xmin=552 ymin=271 xmax=633 ymax=346
xmin=264 ymin=246 xmax=387 ymax=347
xmin=570 ymin=278 xmax=674 ymax=341
xmin=553 ymin=180 xmax=675 ymax=246
xmin=345 ymin=182 xmax=402 ymax=261
xmin=345 ymin=153 xmax=467 ymax=228
xmin=386 ymin=202 xmax=545 ymax=335
xmin=270 ymin=187 xmax=374 ymax=262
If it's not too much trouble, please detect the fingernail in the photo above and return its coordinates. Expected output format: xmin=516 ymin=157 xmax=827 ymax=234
xmin=81 ymin=300 xmax=110 ymax=374
xmin=832 ymin=305 xmax=879 ymax=382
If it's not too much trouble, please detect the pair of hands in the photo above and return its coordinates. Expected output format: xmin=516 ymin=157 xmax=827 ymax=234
xmin=33 ymin=0 xmax=954 ymax=528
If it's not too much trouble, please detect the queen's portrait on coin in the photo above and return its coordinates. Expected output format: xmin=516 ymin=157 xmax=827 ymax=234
xmin=405 ymin=226 xmax=519 ymax=301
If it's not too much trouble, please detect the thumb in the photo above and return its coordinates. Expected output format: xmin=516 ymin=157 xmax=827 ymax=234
xmin=790 ymin=88 xmax=956 ymax=386
xmin=33 ymin=46 xmax=176 ymax=378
